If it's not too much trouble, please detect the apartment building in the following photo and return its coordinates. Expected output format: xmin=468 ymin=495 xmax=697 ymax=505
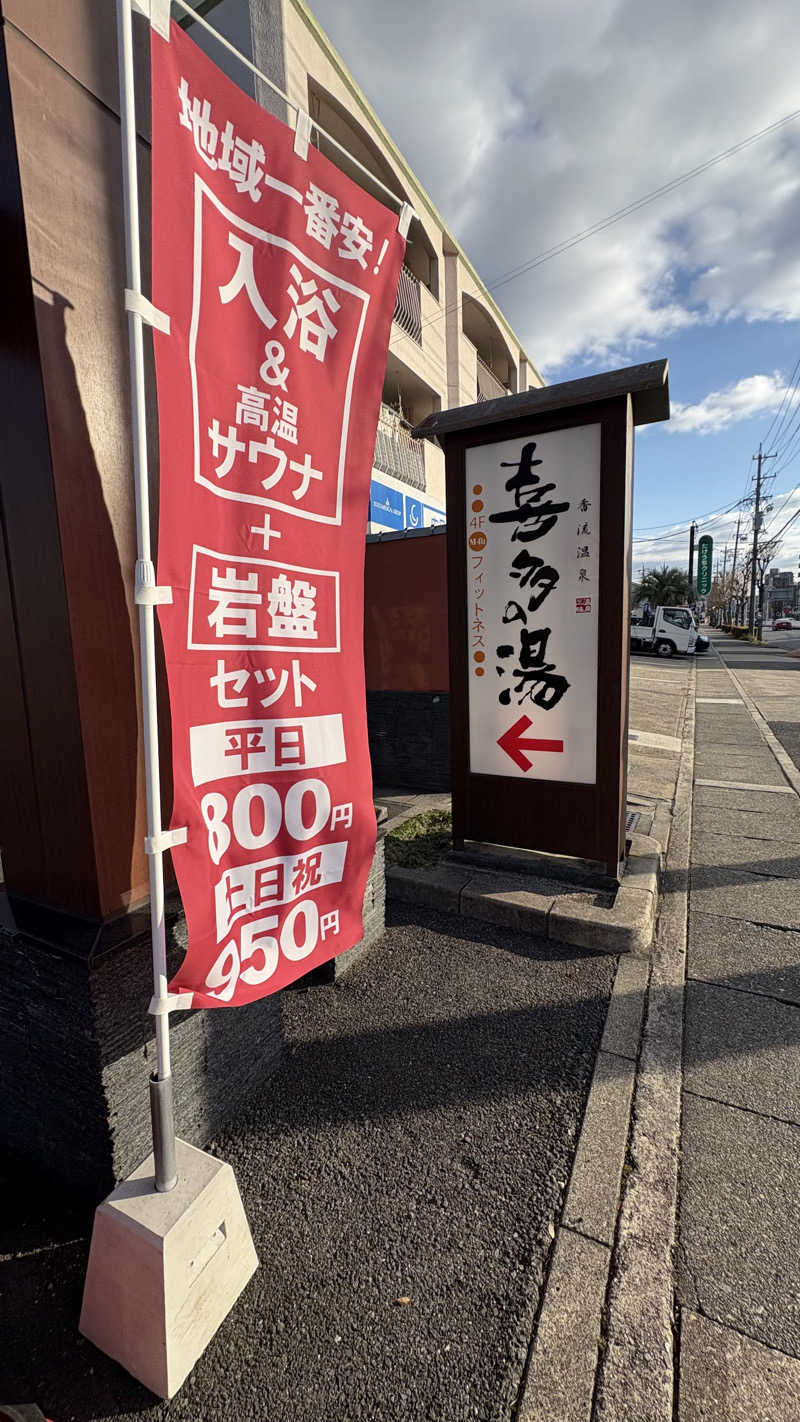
xmin=266 ymin=0 xmax=542 ymax=530
xmin=175 ymin=0 xmax=541 ymax=529
xmin=130 ymin=0 xmax=541 ymax=531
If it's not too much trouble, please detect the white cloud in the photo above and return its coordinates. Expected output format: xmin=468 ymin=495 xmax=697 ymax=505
xmin=669 ymin=373 xmax=791 ymax=433
xmin=308 ymin=0 xmax=800 ymax=372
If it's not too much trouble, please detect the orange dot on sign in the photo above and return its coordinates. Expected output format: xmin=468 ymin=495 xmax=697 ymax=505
xmin=472 ymin=499 xmax=484 ymax=513
xmin=474 ymin=650 xmax=485 ymax=663
xmin=473 ymin=484 xmax=482 ymax=495
xmin=475 ymin=666 xmax=485 ymax=676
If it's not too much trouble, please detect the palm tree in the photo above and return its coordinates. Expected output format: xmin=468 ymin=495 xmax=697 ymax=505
xmin=632 ymin=564 xmax=692 ymax=608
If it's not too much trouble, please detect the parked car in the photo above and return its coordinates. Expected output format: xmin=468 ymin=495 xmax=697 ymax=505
xmin=772 ymin=617 xmax=800 ymax=630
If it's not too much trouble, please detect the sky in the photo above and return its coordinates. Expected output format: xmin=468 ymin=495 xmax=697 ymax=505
xmin=307 ymin=0 xmax=800 ymax=577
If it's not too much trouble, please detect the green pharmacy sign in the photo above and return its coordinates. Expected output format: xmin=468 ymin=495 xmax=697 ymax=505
xmin=696 ymin=534 xmax=713 ymax=597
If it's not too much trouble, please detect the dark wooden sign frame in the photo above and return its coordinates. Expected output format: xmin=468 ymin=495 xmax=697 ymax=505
xmin=414 ymin=360 xmax=670 ymax=880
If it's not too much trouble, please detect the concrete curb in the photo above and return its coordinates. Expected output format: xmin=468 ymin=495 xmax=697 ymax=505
xmin=593 ymin=656 xmax=696 ymax=1421
xmin=513 ymin=955 xmax=650 ymax=1421
xmin=513 ymin=658 xmax=695 ymax=1422
xmin=386 ymin=833 xmax=662 ymax=956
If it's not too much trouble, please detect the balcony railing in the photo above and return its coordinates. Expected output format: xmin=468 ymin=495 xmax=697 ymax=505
xmin=373 ymin=403 xmax=425 ymax=490
xmin=393 ymin=264 xmax=422 ymax=346
xmin=476 ymin=352 xmax=510 ymax=402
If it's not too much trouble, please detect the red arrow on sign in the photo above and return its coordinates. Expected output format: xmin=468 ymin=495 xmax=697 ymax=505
xmin=497 ymin=715 xmax=564 ymax=772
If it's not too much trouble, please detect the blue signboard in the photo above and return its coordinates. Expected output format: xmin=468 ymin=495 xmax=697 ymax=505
xmin=369 ymin=478 xmax=446 ymax=531
xmin=369 ymin=480 xmax=404 ymax=529
xmin=405 ymin=497 xmax=423 ymax=530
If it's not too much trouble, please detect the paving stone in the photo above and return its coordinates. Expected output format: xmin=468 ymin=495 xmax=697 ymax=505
xmin=563 ymin=1049 xmax=636 ymax=1245
xmin=678 ymin=1094 xmax=800 ymax=1355
xmin=694 ymin=779 xmax=794 ymax=795
xmin=693 ymin=783 xmax=800 ymax=815
xmin=694 ymin=747 xmax=781 ymax=765
xmin=694 ymin=730 xmax=763 ymax=750
xmin=518 ymin=1228 xmax=609 ymax=1422
xmin=689 ymin=865 xmax=800 ymax=929
xmin=688 ymin=911 xmax=800 ymax=1004
xmin=694 ymin=711 xmax=761 ymax=736
xmin=693 ymin=740 xmax=775 ymax=758
xmin=691 ymin=832 xmax=800 ymax=879
xmin=758 ymin=698 xmax=800 ymax=719
xmin=693 ymin=754 xmax=786 ymax=787
xmin=692 ymin=805 xmax=800 ymax=844
xmin=684 ymin=980 xmax=800 ymax=1124
xmin=629 ymin=704 xmax=685 ymax=737
xmin=679 ymin=1310 xmax=800 ymax=1422
xmin=627 ymin=757 xmax=680 ymax=802
xmin=694 ymin=730 xmax=764 ymax=750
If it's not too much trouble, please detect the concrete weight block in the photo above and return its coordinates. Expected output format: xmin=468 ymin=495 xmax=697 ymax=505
xmin=80 ymin=1138 xmax=257 ymax=1398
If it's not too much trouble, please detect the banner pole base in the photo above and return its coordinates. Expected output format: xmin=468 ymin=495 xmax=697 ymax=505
xmin=80 ymin=1139 xmax=258 ymax=1398
xmin=150 ymin=1073 xmax=178 ymax=1192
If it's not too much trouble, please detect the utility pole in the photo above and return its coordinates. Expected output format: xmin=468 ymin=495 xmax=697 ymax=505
xmin=688 ymin=521 xmax=697 ymax=590
xmin=730 ymin=514 xmax=741 ymax=623
xmin=748 ymin=445 xmax=776 ymax=636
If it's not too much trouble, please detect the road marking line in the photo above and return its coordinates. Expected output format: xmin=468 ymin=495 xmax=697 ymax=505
xmin=696 ymin=698 xmax=743 ymax=704
xmin=694 ymin=778 xmax=796 ymax=794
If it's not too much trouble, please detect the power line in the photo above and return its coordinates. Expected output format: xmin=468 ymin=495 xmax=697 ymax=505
xmin=633 ymin=491 xmax=750 ymax=533
xmin=762 ymin=355 xmax=800 ymax=449
xmin=771 ymin=418 xmax=800 ymax=476
xmin=633 ymin=493 xmax=749 ymax=545
xmin=486 ymin=108 xmax=800 ymax=296
xmin=769 ymin=503 xmax=800 ymax=546
xmin=770 ymin=391 xmax=800 ymax=461
xmin=763 ymin=476 xmax=800 ymax=532
xmin=398 ymin=103 xmax=800 ymax=353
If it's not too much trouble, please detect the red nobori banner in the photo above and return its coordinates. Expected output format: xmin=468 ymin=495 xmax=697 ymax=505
xmin=150 ymin=21 xmax=405 ymax=1006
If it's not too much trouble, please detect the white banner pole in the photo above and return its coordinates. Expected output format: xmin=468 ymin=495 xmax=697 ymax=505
xmin=115 ymin=0 xmax=177 ymax=1192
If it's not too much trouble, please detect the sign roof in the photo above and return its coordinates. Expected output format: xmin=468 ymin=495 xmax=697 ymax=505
xmin=413 ymin=359 xmax=670 ymax=440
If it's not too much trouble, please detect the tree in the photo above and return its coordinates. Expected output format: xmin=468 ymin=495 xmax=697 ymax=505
xmin=632 ymin=564 xmax=692 ymax=607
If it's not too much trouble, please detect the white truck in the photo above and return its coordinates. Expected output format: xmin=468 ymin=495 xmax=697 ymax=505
xmin=630 ymin=606 xmax=697 ymax=658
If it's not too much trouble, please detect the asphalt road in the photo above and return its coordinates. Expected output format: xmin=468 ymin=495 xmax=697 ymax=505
xmin=1 ymin=905 xmax=615 ymax=1422
xmin=761 ymin=628 xmax=800 ymax=654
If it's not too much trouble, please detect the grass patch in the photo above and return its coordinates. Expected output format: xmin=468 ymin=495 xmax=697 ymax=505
xmin=384 ymin=809 xmax=453 ymax=868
